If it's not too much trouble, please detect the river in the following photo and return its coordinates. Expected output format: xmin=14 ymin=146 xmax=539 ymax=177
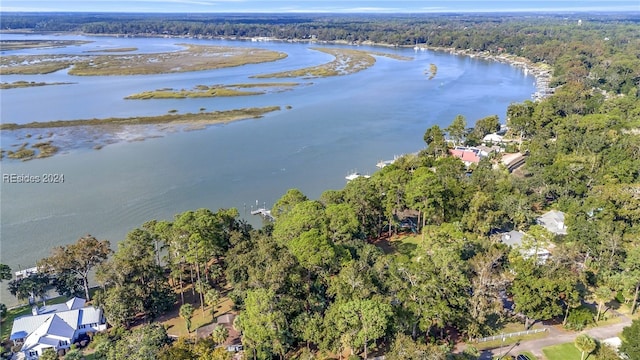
xmin=0 ymin=34 xmax=536 ymax=305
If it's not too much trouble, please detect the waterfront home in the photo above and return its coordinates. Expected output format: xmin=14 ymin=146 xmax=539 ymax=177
xmin=449 ymin=147 xmax=481 ymax=167
xmin=10 ymin=297 xmax=106 ymax=359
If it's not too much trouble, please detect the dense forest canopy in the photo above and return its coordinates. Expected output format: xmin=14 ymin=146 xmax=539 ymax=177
xmin=2 ymin=12 xmax=640 ymax=360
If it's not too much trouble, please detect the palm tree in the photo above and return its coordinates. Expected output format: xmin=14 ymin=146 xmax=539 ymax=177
xmin=212 ymin=324 xmax=229 ymax=345
xmin=594 ymin=286 xmax=613 ymax=322
xmin=204 ymin=289 xmax=220 ymax=316
xmin=574 ymin=334 xmax=596 ymax=360
xmin=179 ymin=303 xmax=194 ymax=333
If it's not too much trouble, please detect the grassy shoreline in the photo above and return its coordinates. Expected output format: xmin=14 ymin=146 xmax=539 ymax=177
xmin=0 ymin=106 xmax=281 ymax=130
xmin=125 ymin=83 xmax=299 ymax=100
xmin=1 ymin=44 xmax=287 ymax=76
xmin=252 ymin=47 xmax=410 ymax=78
xmin=1 ymin=81 xmax=75 ymax=89
xmin=0 ymin=39 xmax=92 ymax=51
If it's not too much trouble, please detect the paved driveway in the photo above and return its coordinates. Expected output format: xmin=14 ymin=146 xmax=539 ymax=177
xmin=477 ymin=315 xmax=632 ymax=360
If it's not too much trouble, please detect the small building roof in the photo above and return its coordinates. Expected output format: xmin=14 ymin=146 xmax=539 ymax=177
xmin=537 ymin=210 xmax=568 ymax=235
xmin=216 ymin=313 xmax=236 ymax=325
xmin=476 ymin=145 xmax=501 ymax=156
xmin=449 ymin=148 xmax=481 ymax=165
xmin=37 ymin=297 xmax=86 ymax=315
xmin=501 ymin=230 xmax=526 ymax=247
xmin=78 ymin=307 xmax=102 ymax=325
xmin=66 ymin=297 xmax=86 ymax=310
xmin=501 ymin=152 xmax=526 ymax=172
xmin=602 ymin=337 xmax=621 ymax=349
xmin=483 ymin=133 xmax=504 ymax=143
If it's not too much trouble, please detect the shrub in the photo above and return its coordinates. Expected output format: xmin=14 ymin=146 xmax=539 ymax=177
xmin=565 ymin=306 xmax=595 ymax=331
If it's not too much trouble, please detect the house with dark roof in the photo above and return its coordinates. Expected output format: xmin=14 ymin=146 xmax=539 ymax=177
xmin=10 ymin=298 xmax=106 ymax=359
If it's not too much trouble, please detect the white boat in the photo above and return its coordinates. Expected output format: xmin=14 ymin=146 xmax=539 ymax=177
xmin=345 ymin=172 xmax=370 ymax=181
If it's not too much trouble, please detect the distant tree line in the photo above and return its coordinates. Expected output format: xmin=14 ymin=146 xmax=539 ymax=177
xmin=3 ymin=13 xmax=639 ymax=95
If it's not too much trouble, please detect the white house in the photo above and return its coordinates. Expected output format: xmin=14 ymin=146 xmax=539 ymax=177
xmin=536 ymin=210 xmax=568 ymax=235
xmin=482 ymin=133 xmax=504 ymax=143
xmin=500 ymin=230 xmax=551 ymax=264
xmin=10 ymin=298 xmax=107 ymax=359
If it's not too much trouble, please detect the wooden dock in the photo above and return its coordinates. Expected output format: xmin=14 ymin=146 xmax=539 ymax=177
xmin=251 ymin=208 xmax=275 ymax=221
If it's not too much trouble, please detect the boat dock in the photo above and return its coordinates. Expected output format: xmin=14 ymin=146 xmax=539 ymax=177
xmin=250 ymin=208 xmax=275 ymax=222
xmin=15 ymin=266 xmax=38 ymax=280
xmin=376 ymin=152 xmax=419 ymax=168
xmin=376 ymin=156 xmax=399 ymax=168
xmin=345 ymin=171 xmax=370 ymax=181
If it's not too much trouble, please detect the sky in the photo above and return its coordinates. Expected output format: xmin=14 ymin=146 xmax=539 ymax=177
xmin=1 ymin=0 xmax=638 ymax=13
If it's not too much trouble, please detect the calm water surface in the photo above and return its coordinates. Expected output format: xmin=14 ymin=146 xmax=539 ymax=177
xmin=0 ymin=34 xmax=535 ymax=304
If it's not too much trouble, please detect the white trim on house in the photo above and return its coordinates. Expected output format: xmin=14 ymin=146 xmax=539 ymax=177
xmin=10 ymin=298 xmax=107 ymax=360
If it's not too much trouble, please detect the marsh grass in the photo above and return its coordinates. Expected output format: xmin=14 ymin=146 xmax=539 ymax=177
xmin=425 ymin=63 xmax=438 ymax=80
xmin=6 ymin=146 xmax=35 ymax=160
xmin=2 ymin=141 xmax=60 ymax=161
xmin=32 ymin=141 xmax=59 ymax=158
xmin=125 ymin=82 xmax=299 ymax=99
xmin=1 ymin=44 xmax=286 ymax=76
xmin=252 ymin=47 xmax=409 ymax=79
xmin=0 ymin=106 xmax=281 ymax=130
xmin=1 ymin=81 xmax=75 ymax=89
xmin=126 ymin=87 xmax=262 ymax=100
xmin=0 ymin=40 xmax=91 ymax=51
xmin=68 ymin=44 xmax=287 ymax=76
xmin=0 ymin=60 xmax=74 ymax=75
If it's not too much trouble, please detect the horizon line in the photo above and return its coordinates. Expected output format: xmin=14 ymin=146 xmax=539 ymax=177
xmin=2 ymin=9 xmax=639 ymax=14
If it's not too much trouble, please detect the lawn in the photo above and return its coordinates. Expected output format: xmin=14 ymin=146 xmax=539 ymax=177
xmin=542 ymin=342 xmax=590 ymax=360
xmin=1 ymin=296 xmax=70 ymax=341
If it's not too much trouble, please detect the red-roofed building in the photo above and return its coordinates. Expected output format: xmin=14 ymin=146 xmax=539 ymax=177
xmin=449 ymin=148 xmax=481 ymax=167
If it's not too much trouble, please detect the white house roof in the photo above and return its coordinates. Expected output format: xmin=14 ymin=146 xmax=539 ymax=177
xmin=483 ymin=133 xmax=504 ymax=143
xmin=501 ymin=230 xmax=526 ymax=247
xmin=36 ymin=336 xmax=59 ymax=347
xmin=66 ymin=297 xmax=86 ymax=310
xmin=21 ymin=315 xmax=75 ymax=351
xmin=11 ymin=314 xmax=53 ymax=340
xmin=55 ymin=310 xmax=80 ymax=329
xmin=602 ymin=337 xmax=621 ymax=349
xmin=537 ymin=210 xmax=568 ymax=235
xmin=37 ymin=297 xmax=86 ymax=315
xmin=78 ymin=307 xmax=102 ymax=325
